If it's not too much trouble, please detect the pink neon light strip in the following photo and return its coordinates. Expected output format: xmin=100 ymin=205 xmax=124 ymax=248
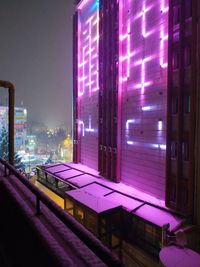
xmin=77 ymin=0 xmax=88 ymax=10
xmin=78 ymin=4 xmax=99 ymax=97
xmin=88 ymin=18 xmax=92 ymax=96
xmin=160 ymin=0 xmax=168 ymax=68
xmin=95 ymin=8 xmax=99 ymax=92
xmin=134 ymin=56 xmax=152 ymax=93
xmin=85 ymin=115 xmax=95 ymax=132
xmin=161 ymin=0 xmax=169 ymax=13
xmin=127 ymin=21 xmax=131 ymax=78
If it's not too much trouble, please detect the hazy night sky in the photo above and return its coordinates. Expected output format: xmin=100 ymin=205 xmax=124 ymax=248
xmin=0 ymin=0 xmax=74 ymax=129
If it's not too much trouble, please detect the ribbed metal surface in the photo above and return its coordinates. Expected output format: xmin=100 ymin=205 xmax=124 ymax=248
xmin=99 ymin=0 xmax=119 ymax=181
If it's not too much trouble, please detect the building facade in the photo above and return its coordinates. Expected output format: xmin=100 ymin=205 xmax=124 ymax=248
xmin=0 ymin=106 xmax=27 ymax=151
xmin=73 ymin=0 xmax=200 ymax=264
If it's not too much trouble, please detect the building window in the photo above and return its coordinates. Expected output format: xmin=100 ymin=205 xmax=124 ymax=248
xmin=181 ymin=186 xmax=188 ymax=208
xmin=172 ymin=49 xmax=179 ymax=70
xmin=185 ymin=0 xmax=192 ymax=20
xmin=172 ymin=96 xmax=178 ymax=114
xmin=173 ymin=5 xmax=180 ymax=26
xmin=184 ymin=95 xmax=191 ymax=113
xmin=184 ymin=46 xmax=192 ymax=67
xmin=170 ymin=184 xmax=176 ymax=203
xmin=182 ymin=142 xmax=189 ymax=161
xmin=171 ymin=141 xmax=177 ymax=159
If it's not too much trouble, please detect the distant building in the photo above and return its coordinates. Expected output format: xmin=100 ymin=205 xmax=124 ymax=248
xmin=27 ymin=121 xmax=47 ymax=135
xmin=0 ymin=106 xmax=27 ymax=151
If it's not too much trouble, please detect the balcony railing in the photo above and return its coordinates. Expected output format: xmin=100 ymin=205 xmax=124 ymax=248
xmin=0 ymin=157 xmax=124 ymax=267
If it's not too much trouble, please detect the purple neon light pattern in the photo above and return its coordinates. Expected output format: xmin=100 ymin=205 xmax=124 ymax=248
xmin=120 ymin=0 xmax=168 ymax=199
xmin=77 ymin=0 xmax=99 ymax=170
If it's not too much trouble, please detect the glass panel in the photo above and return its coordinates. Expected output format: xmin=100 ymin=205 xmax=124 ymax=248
xmin=76 ymin=207 xmax=84 ymax=221
xmin=65 ymin=199 xmax=74 ymax=216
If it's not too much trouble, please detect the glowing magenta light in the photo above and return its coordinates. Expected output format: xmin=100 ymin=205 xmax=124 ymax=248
xmin=119 ymin=0 xmax=168 ymax=199
xmin=89 ymin=19 xmax=92 ymax=97
xmin=127 ymin=141 xmax=134 ymax=145
xmin=141 ymin=4 xmax=152 ymax=38
xmin=78 ymin=47 xmax=86 ymax=96
xmin=77 ymin=0 xmax=88 ymax=10
xmin=134 ymin=56 xmax=152 ymax=93
xmin=127 ymin=21 xmax=131 ymax=78
xmin=142 ymin=106 xmax=152 ymax=111
xmin=126 ymin=119 xmax=135 ymax=130
xmin=160 ymin=144 xmax=166 ymax=150
xmin=161 ymin=0 xmax=169 ymax=13
xmin=160 ymin=28 xmax=168 ymax=68
xmin=126 ymin=119 xmax=136 ymax=145
xmin=85 ymin=115 xmax=95 ymax=132
xmin=151 ymin=144 xmax=166 ymax=150
xmin=158 ymin=120 xmax=163 ymax=131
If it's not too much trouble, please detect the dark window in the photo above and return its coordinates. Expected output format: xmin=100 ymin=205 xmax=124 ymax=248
xmin=172 ymin=49 xmax=179 ymax=70
xmin=172 ymin=96 xmax=178 ymax=114
xmin=171 ymin=141 xmax=177 ymax=159
xmin=184 ymin=46 xmax=192 ymax=67
xmin=185 ymin=0 xmax=192 ymax=19
xmin=184 ymin=95 xmax=191 ymax=113
xmin=170 ymin=184 xmax=176 ymax=202
xmin=181 ymin=186 xmax=188 ymax=208
xmin=182 ymin=142 xmax=189 ymax=161
xmin=173 ymin=5 xmax=180 ymax=26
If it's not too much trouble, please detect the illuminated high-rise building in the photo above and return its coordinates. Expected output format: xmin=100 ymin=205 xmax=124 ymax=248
xmin=72 ymin=0 xmax=200 ymax=265
xmin=0 ymin=106 xmax=27 ymax=151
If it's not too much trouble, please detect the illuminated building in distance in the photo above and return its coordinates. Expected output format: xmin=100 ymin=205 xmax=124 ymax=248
xmin=0 ymin=106 xmax=27 ymax=151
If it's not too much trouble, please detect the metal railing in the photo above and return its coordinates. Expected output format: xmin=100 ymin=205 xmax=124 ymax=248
xmin=0 ymin=158 xmax=124 ymax=267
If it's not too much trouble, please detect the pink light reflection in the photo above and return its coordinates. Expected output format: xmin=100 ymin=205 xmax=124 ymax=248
xmin=77 ymin=0 xmax=88 ymax=10
xmin=127 ymin=21 xmax=131 ymax=78
xmin=161 ymin=0 xmax=169 ymax=13
xmin=160 ymin=28 xmax=168 ymax=68
xmin=78 ymin=120 xmax=85 ymax=137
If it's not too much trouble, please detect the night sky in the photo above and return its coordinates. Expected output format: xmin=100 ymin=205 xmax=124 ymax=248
xmin=0 ymin=0 xmax=74 ymax=128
